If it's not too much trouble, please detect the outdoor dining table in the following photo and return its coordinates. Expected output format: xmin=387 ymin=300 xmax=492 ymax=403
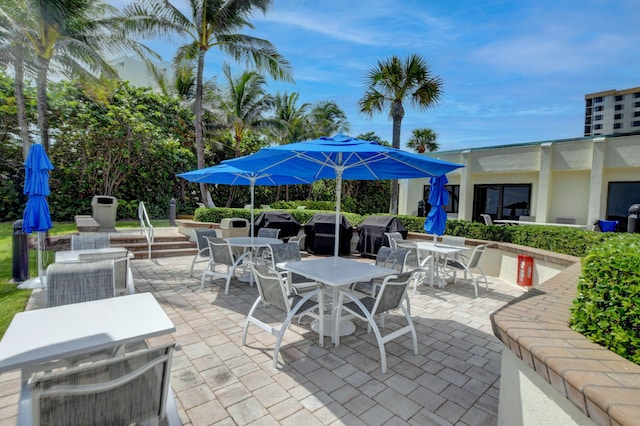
xmin=0 ymin=293 xmax=176 ymax=425
xmin=281 ymin=257 xmax=397 ymax=342
xmin=54 ymin=247 xmax=135 ymax=294
xmin=225 ymin=236 xmax=282 ymax=283
xmin=398 ymin=241 xmax=468 ymax=288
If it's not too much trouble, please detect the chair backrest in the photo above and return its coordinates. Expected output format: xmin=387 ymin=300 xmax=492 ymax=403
xmin=384 ymin=232 xmax=404 ymax=249
xmin=268 ymin=242 xmax=302 ymax=265
xmin=208 ymin=238 xmax=235 ymax=266
xmin=467 ymin=244 xmax=488 ymax=269
xmin=376 ymin=247 xmax=410 ymax=272
xmin=70 ymin=233 xmax=110 ymax=250
xmin=193 ymin=229 xmax=219 ymax=252
xmin=46 ymin=260 xmax=116 ymax=307
xmin=78 ymin=252 xmax=129 ymax=295
xmin=480 ymin=214 xmax=493 ymax=226
xmin=442 ymin=235 xmax=466 ymax=247
xmin=250 ymin=264 xmax=290 ymax=312
xmin=257 ymin=227 xmax=280 ymax=239
xmin=30 ymin=343 xmax=177 ymax=426
xmin=373 ymin=272 xmax=413 ymax=314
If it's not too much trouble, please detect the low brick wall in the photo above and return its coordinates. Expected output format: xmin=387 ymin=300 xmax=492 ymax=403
xmin=490 ymin=261 xmax=640 ymax=425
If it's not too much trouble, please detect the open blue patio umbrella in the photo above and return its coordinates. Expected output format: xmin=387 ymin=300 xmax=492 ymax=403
xmin=424 ymin=174 xmax=449 ymax=238
xmin=225 ymin=134 xmax=464 ymax=257
xmin=19 ymin=144 xmax=54 ymax=289
xmin=177 ymin=163 xmax=313 ymax=238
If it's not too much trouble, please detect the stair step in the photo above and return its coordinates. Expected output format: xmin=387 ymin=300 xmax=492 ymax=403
xmin=110 ymin=235 xmax=189 ymax=244
xmin=110 ymin=232 xmax=197 ymax=258
xmin=130 ymin=248 xmax=197 ymax=259
xmin=112 ymin=241 xmax=195 ymax=252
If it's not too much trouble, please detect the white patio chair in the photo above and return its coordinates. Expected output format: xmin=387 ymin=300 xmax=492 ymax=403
xmin=27 ymin=342 xmax=179 ymax=426
xmin=190 ymin=229 xmax=219 ymax=277
xmin=334 ymin=271 xmax=418 ymax=374
xmin=351 ymin=247 xmax=410 ymax=296
xmin=201 ymin=237 xmax=248 ymax=294
xmin=383 ymin=231 xmax=404 ymax=249
xmin=257 ymin=227 xmax=280 ymax=239
xmin=242 ymin=263 xmax=324 ymax=368
xmin=46 ymin=260 xmax=116 ymax=307
xmin=77 ymin=251 xmax=132 ymax=295
xmin=442 ymin=244 xmax=491 ymax=297
xmin=70 ymin=233 xmax=110 ymax=250
xmin=480 ymin=214 xmax=495 ymax=226
xmin=265 ymin=242 xmax=319 ymax=295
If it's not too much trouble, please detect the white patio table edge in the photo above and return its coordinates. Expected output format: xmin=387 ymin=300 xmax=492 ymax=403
xmin=282 ymin=257 xmax=397 ymax=342
xmin=398 ymin=241 xmax=468 ymax=289
xmin=225 ymin=236 xmax=283 ymax=283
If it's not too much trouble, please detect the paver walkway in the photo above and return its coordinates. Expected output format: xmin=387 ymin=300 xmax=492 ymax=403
xmin=0 ymin=249 xmax=527 ymax=426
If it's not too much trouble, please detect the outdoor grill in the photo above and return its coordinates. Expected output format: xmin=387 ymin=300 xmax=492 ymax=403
xmin=356 ymin=215 xmax=408 ymax=256
xmin=303 ymin=213 xmax=353 ymax=256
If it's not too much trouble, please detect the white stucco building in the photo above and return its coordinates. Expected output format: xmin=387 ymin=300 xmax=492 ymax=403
xmin=399 ymin=133 xmax=640 ymax=230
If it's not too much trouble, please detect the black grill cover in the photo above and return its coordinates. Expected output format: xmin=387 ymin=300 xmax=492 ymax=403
xmin=304 ymin=213 xmax=353 ymax=256
xmin=356 ymin=215 xmax=407 ymax=255
xmin=254 ymin=211 xmax=301 ymax=240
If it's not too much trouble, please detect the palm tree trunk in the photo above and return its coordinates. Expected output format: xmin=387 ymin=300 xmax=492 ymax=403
xmin=195 ymin=49 xmax=212 ymax=206
xmin=13 ymin=43 xmax=31 ymax=160
xmin=389 ymin=102 xmax=404 ymax=214
xmin=36 ymin=56 xmax=50 ymax=152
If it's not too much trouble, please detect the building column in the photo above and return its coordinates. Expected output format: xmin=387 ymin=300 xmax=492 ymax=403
xmin=536 ymin=142 xmax=553 ymax=222
xmin=587 ymin=137 xmax=606 ymax=226
xmin=458 ymin=150 xmax=472 ymax=221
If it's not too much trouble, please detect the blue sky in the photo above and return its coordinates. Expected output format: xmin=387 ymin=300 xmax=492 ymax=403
xmin=117 ymin=0 xmax=640 ymax=151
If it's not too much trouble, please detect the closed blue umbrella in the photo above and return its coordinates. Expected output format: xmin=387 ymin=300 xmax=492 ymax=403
xmin=424 ymin=175 xmax=449 ymax=237
xmin=225 ymin=134 xmax=464 ymax=257
xmin=178 ymin=163 xmax=312 ymax=238
xmin=19 ymin=144 xmax=54 ymax=289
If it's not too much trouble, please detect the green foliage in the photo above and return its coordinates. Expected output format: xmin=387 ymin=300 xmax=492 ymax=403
xmin=570 ymin=235 xmax=640 ymax=364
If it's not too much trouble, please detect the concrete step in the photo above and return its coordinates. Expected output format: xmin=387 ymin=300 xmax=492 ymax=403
xmin=109 ymin=232 xmax=196 ymax=259
xmin=129 ymin=247 xmax=197 ymax=259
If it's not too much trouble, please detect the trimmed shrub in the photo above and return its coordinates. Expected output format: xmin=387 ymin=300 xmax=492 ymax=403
xmin=570 ymin=235 xmax=640 ymax=364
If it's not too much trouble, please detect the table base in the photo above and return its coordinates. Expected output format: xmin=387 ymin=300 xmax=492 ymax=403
xmin=311 ymin=316 xmax=356 ymax=338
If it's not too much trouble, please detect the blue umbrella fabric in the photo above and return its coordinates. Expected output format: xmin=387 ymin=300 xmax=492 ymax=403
xmin=424 ymin=175 xmax=449 ymax=237
xmin=177 ymin=163 xmax=313 ymax=237
xmin=19 ymin=144 xmax=54 ymax=289
xmin=225 ymin=134 xmax=464 ymax=257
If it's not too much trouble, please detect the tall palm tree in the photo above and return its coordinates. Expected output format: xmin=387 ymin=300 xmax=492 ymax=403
xmin=1 ymin=0 xmax=154 ymax=153
xmin=359 ymin=54 xmax=442 ymax=214
xmin=122 ymin=0 xmax=293 ymax=207
xmin=308 ymin=100 xmax=350 ymax=138
xmin=407 ymin=128 xmax=439 ymax=153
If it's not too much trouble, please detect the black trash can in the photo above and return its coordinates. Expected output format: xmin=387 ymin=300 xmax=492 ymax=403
xmin=417 ymin=200 xmax=425 ymax=217
xmin=628 ymin=204 xmax=640 ymax=233
xmin=12 ymin=220 xmax=29 ymax=282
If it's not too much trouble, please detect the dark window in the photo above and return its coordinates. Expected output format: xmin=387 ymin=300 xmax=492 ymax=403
xmin=472 ymin=184 xmax=531 ymax=222
xmin=634 ymin=111 xmax=640 ymax=117
xmin=595 ymin=115 xmax=603 ymax=120
xmin=423 ymin=184 xmax=460 ymax=214
xmin=586 ymin=99 xmax=593 ymax=106
xmin=595 ymin=106 xmax=604 ymax=112
xmin=635 ymin=92 xmax=640 ymax=98
xmin=635 ymin=102 xmax=640 ymax=108
xmin=607 ymin=181 xmax=640 ymax=230
xmin=585 ymin=117 xmax=592 ymax=125
xmin=594 ymin=124 xmax=602 ymax=130
xmin=585 ymin=107 xmax=592 ymax=116
xmin=634 ymin=121 xmax=640 ymax=127
xmin=615 ymin=104 xmax=624 ymax=110
xmin=584 ymin=126 xmax=591 ymax=134
xmin=594 ymin=97 xmax=603 ymax=103
xmin=615 ymin=95 xmax=624 ymax=101
xmin=615 ymin=113 xmax=623 ymax=120
xmin=614 ymin=123 xmax=623 ymax=129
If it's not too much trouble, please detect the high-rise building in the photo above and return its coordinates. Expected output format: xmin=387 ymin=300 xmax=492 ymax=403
xmin=584 ymin=87 xmax=640 ymax=136
xmin=109 ymin=56 xmax=174 ymax=91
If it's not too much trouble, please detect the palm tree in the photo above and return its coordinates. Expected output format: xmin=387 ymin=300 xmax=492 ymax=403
xmin=307 ymin=100 xmax=350 ymax=138
xmin=359 ymin=54 xmax=443 ymax=214
xmin=2 ymin=0 xmax=154 ymax=153
xmin=122 ymin=0 xmax=293 ymax=207
xmin=271 ymin=92 xmax=310 ymax=144
xmin=407 ymin=128 xmax=439 ymax=153
xmin=216 ymin=63 xmax=276 ymax=158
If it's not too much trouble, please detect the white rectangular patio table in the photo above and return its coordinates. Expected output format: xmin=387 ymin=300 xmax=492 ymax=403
xmin=398 ymin=241 xmax=468 ymax=288
xmin=0 ymin=292 xmax=176 ymax=425
xmin=282 ymin=257 xmax=397 ymax=341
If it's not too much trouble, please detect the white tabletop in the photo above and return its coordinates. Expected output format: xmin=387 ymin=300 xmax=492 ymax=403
xmin=399 ymin=241 xmax=468 ymax=256
xmin=0 ymin=293 xmax=175 ymax=373
xmin=494 ymin=219 xmax=587 ymax=229
xmin=225 ymin=237 xmax=282 ymax=248
xmin=55 ymin=247 xmax=130 ymax=263
xmin=283 ymin=257 xmax=397 ymax=287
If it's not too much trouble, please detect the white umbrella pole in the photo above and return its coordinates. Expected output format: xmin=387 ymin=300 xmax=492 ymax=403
xmin=250 ymin=179 xmax=255 ymax=240
xmin=334 ymin=168 xmax=343 ymax=258
xmin=37 ymin=232 xmax=43 ymax=281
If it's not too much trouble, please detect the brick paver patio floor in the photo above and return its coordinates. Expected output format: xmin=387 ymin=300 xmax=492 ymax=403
xmin=0 ymin=251 xmax=527 ymax=426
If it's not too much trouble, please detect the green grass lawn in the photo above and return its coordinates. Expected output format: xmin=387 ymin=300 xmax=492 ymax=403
xmin=0 ymin=220 xmax=169 ymax=339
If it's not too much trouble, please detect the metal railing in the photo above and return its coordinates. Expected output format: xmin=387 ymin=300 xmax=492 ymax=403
xmin=138 ymin=202 xmax=155 ymax=259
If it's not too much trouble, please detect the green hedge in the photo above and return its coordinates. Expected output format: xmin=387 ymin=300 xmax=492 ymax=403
xmin=570 ymin=235 xmax=640 ymax=364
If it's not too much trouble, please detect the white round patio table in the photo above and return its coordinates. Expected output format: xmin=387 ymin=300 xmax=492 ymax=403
xmin=225 ymin=236 xmax=282 ymax=283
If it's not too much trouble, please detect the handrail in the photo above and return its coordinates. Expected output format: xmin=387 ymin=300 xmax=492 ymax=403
xmin=138 ymin=202 xmax=155 ymax=259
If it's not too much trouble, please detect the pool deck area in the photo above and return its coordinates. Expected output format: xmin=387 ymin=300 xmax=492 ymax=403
xmin=0 ymin=239 xmax=528 ymax=425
